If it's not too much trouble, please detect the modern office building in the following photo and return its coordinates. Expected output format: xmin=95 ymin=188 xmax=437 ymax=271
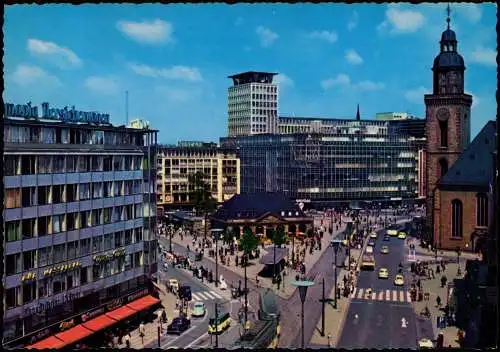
xmin=3 ymin=101 xmax=158 ymax=348
xmin=156 ymin=141 xmax=240 ymax=209
xmin=227 ymin=71 xmax=279 ymax=137
xmin=221 ymin=118 xmax=425 ymax=205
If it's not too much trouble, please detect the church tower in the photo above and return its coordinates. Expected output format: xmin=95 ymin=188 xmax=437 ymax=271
xmin=425 ymin=6 xmax=473 ymax=246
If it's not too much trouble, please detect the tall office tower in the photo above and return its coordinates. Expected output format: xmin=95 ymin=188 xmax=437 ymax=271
xmin=3 ymin=102 xmax=158 ymax=348
xmin=227 ymin=71 xmax=278 ymax=137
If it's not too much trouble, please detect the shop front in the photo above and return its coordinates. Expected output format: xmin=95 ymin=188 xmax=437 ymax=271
xmin=24 ymin=288 xmax=161 ymax=350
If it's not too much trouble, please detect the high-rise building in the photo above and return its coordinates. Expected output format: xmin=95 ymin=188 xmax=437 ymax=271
xmin=156 ymin=142 xmax=240 ymax=209
xmin=3 ymin=101 xmax=159 ymax=348
xmin=227 ymin=71 xmax=278 ymax=137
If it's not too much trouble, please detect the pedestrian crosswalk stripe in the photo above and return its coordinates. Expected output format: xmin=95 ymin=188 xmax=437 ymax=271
xmin=195 ymin=292 xmax=208 ymax=300
xmin=204 ymin=292 xmax=215 ymax=299
xmin=349 ymin=288 xmax=411 ymax=303
xmin=211 ymin=291 xmax=222 ymax=299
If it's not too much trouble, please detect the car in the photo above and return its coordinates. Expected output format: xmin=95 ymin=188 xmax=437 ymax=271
xmin=417 ymin=338 xmax=434 ymax=349
xmin=169 ymin=279 xmax=179 ymax=292
xmin=370 ymin=232 xmax=378 ymax=239
xmin=166 ymin=316 xmax=191 ymax=335
xmin=394 ymin=274 xmax=405 ymax=286
xmin=365 ymin=246 xmax=374 ymax=254
xmin=398 ymin=231 xmax=407 ymax=239
xmin=383 ymin=235 xmax=390 ymax=241
xmin=368 ymin=240 xmax=376 ymax=248
xmin=378 ymin=268 xmax=389 ymax=279
xmin=380 ymin=245 xmax=389 ymax=254
xmin=191 ymin=302 xmax=206 ymax=317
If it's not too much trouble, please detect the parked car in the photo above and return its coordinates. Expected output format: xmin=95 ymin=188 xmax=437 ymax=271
xmin=191 ymin=302 xmax=206 ymax=317
xmin=167 ymin=316 xmax=191 ymax=335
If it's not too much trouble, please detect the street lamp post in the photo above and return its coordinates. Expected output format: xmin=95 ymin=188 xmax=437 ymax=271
xmin=290 ymin=232 xmax=295 ymax=266
xmin=331 ymin=239 xmax=342 ymax=309
xmin=169 ymin=224 xmax=174 ymax=254
xmin=456 ymin=246 xmax=462 ymax=276
xmin=291 ymin=279 xmax=314 ymax=349
xmin=212 ymin=228 xmax=224 ymax=288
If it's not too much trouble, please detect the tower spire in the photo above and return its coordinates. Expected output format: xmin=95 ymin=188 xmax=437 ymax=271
xmin=446 ymin=3 xmax=451 ymax=30
xmin=356 ymin=104 xmax=360 ymax=121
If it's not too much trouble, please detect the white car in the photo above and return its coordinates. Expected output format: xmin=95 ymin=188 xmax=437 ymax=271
xmin=370 ymin=232 xmax=377 ymax=239
xmin=365 ymin=246 xmax=374 ymax=254
xmin=219 ymin=280 xmax=228 ymax=290
xmin=191 ymin=302 xmax=206 ymax=317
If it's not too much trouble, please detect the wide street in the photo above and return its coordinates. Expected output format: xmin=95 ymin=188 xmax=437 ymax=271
xmin=148 ymin=250 xmax=240 ymax=349
xmin=336 ymin=222 xmax=434 ymax=349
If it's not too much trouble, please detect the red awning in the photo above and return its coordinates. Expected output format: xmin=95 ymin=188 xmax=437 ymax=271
xmin=54 ymin=325 xmax=94 ymax=348
xmin=126 ymin=295 xmax=160 ymax=312
xmin=82 ymin=314 xmax=118 ymax=332
xmin=27 ymin=336 xmax=65 ymax=350
xmin=106 ymin=306 xmax=137 ymax=321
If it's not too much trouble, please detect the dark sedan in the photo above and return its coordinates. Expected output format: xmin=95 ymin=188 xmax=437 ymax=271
xmin=383 ymin=235 xmax=390 ymax=241
xmin=166 ymin=316 xmax=191 ymax=335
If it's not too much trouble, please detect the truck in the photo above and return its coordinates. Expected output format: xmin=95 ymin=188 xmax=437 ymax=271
xmin=360 ymin=253 xmax=375 ymax=270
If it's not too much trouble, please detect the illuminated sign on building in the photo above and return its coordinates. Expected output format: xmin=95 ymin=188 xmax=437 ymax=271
xmin=4 ymin=102 xmax=110 ymax=124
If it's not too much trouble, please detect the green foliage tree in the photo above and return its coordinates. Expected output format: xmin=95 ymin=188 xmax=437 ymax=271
xmin=188 ymin=171 xmax=217 ymax=239
xmin=222 ymin=228 xmax=234 ymax=245
xmin=273 ymin=226 xmax=288 ymax=247
xmin=240 ymin=228 xmax=259 ymax=266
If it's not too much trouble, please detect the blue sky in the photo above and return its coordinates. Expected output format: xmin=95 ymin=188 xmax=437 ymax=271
xmin=4 ymin=3 xmax=497 ymax=143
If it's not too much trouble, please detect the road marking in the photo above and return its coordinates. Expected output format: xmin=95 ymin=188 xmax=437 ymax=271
xmin=386 ymin=290 xmax=391 ymax=301
xmin=378 ymin=291 xmax=384 ymax=300
xmin=407 ymin=291 xmax=412 ymax=303
xmin=357 ymin=288 xmax=364 ymax=299
xmin=211 ymin=291 xmax=223 ymax=299
xmin=185 ymin=332 xmax=209 ymax=348
xmin=392 ymin=290 xmax=398 ymax=301
xmin=349 ymin=288 xmax=356 ymax=299
xmin=204 ymin=292 xmax=215 ymax=299
xmin=197 ymin=292 xmax=209 ymax=300
xmin=399 ymin=291 xmax=405 ymax=302
xmin=372 ymin=292 xmax=377 ymax=300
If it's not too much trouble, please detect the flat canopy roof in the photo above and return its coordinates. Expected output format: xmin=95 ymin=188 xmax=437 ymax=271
xmin=228 ymin=71 xmax=278 ymax=79
xmin=228 ymin=71 xmax=278 ymax=85
xmin=259 ymin=247 xmax=288 ymax=265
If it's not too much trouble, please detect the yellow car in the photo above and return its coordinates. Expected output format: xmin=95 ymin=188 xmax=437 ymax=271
xmin=387 ymin=229 xmax=398 ymax=236
xmin=380 ymin=245 xmax=389 ymax=254
xmin=394 ymin=274 xmax=405 ymax=286
xmin=398 ymin=231 xmax=407 ymax=239
xmin=417 ymin=338 xmax=434 ymax=349
xmin=378 ymin=268 xmax=389 ymax=279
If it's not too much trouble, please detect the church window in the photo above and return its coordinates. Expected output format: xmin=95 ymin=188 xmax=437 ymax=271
xmin=439 ymin=158 xmax=448 ymax=178
xmin=451 ymin=199 xmax=463 ymax=238
xmin=439 ymin=120 xmax=448 ymax=147
xmin=476 ymin=193 xmax=488 ymax=227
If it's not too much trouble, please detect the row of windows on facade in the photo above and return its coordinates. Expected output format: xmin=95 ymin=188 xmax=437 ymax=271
xmin=450 ymin=195 xmax=489 ymax=238
xmin=4 ymin=125 xmax=146 ymax=146
xmin=228 ymin=99 xmax=277 ymax=108
xmin=160 ymin=158 xmax=236 ymax=165
xmin=4 ymin=155 xmax=147 ymax=176
xmin=293 ymin=186 xmax=412 ymax=194
xmin=5 ymin=227 xmax=146 ymax=276
xmin=5 ymin=203 xmax=155 ymax=242
xmin=5 ymin=252 xmax=149 ymax=309
xmin=161 ymin=167 xmax=239 ymax=176
xmin=5 ymin=181 xmax=148 ymax=209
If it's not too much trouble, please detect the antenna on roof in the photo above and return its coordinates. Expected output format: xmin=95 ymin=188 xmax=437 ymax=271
xmin=125 ymin=90 xmax=129 ymax=126
xmin=446 ymin=3 xmax=451 ymax=29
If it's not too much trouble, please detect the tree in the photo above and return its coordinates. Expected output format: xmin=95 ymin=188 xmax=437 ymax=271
xmin=188 ymin=171 xmax=217 ymax=239
xmin=222 ymin=228 xmax=234 ymax=245
xmin=238 ymin=227 xmax=258 ymax=328
xmin=272 ymin=225 xmax=289 ymax=279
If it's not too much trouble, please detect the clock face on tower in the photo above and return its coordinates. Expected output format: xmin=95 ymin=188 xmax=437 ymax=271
xmin=436 ymin=107 xmax=450 ymax=122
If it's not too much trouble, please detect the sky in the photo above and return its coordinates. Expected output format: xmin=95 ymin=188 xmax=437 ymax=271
xmin=4 ymin=3 xmax=497 ymax=144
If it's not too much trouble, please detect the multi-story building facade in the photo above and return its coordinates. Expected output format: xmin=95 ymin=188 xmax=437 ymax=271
xmin=2 ymin=101 xmax=158 ymax=348
xmin=227 ymin=71 xmax=278 ymax=137
xmin=221 ymin=118 xmax=424 ymax=205
xmin=156 ymin=142 xmax=240 ymax=209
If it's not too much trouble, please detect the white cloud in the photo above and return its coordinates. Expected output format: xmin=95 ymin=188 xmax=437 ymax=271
xmin=256 ymin=26 xmax=279 ymax=47
xmin=27 ymin=39 xmax=82 ymax=68
xmin=128 ymin=63 xmax=203 ymax=82
xmin=378 ymin=7 xmax=425 ymax=34
xmin=465 ymin=91 xmax=480 ymax=109
xmin=117 ymin=19 xmax=174 ymax=44
xmin=154 ymin=86 xmax=199 ymax=103
xmin=10 ymin=64 xmax=61 ymax=87
xmin=404 ymin=86 xmax=430 ymax=104
xmin=345 ymin=49 xmax=363 ymax=65
xmin=307 ymin=30 xmax=338 ymax=44
xmin=470 ymin=46 xmax=496 ymax=67
xmin=347 ymin=10 xmax=359 ymax=31
xmin=454 ymin=4 xmax=483 ymax=23
xmin=321 ymin=74 xmax=351 ymax=90
xmin=321 ymin=74 xmax=384 ymax=91
xmin=84 ymin=76 xmax=120 ymax=95
xmin=274 ymin=74 xmax=294 ymax=88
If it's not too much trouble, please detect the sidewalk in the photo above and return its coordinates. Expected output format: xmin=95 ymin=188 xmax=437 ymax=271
xmin=412 ymin=242 xmax=481 ymax=261
xmin=117 ymin=290 xmax=177 ymax=348
xmin=411 ymin=260 xmax=466 ymax=348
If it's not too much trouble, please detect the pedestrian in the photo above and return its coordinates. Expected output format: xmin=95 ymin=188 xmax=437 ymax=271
xmin=124 ymin=333 xmax=131 ymax=348
xmin=139 ymin=322 xmax=145 ymax=345
xmin=436 ymin=295 xmax=441 ymax=307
